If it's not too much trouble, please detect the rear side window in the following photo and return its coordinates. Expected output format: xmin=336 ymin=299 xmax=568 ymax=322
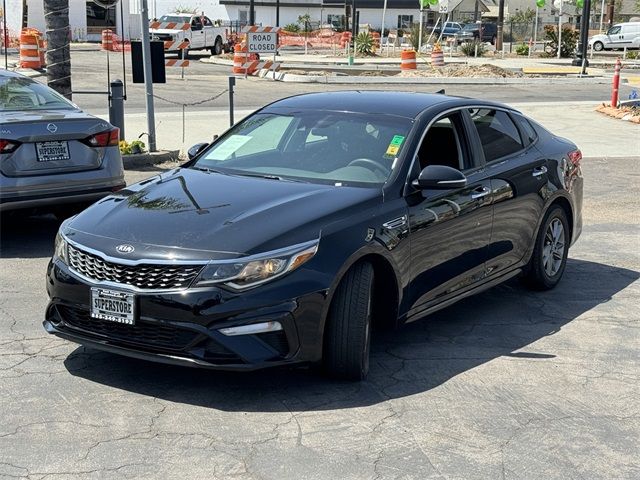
xmin=468 ymin=108 xmax=524 ymax=162
xmin=513 ymin=114 xmax=538 ymax=145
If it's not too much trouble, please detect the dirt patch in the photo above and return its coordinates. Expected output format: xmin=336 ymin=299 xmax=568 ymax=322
xmin=398 ymin=64 xmax=523 ymax=78
xmin=595 ymin=103 xmax=640 ymax=123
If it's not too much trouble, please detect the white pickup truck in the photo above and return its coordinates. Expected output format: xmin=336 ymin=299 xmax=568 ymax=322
xmin=150 ymin=13 xmax=228 ymax=57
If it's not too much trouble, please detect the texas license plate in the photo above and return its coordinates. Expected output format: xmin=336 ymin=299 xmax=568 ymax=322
xmin=90 ymin=288 xmax=135 ymax=325
xmin=36 ymin=141 xmax=70 ymax=162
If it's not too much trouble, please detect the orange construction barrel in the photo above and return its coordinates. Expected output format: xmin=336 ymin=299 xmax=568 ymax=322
xmin=431 ymin=47 xmax=444 ymax=67
xmin=400 ymin=49 xmax=417 ymax=70
xmin=101 ymin=29 xmax=114 ymax=51
xmin=19 ymin=31 xmax=41 ymax=69
xmin=233 ymin=43 xmax=246 ymax=74
xmin=38 ymin=35 xmax=46 ymax=66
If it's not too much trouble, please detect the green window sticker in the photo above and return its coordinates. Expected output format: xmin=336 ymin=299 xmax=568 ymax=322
xmin=385 ymin=135 xmax=406 ymax=158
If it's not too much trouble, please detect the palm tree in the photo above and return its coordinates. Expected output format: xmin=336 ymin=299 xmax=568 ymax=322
xmin=43 ymin=0 xmax=72 ymax=99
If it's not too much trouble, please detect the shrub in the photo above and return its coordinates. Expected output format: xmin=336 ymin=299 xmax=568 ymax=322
xmin=544 ymin=25 xmax=578 ymax=58
xmin=283 ymin=23 xmax=300 ymax=33
xmin=355 ymin=32 xmax=375 ymax=55
xmin=515 ymin=43 xmax=529 ymax=56
xmin=460 ymin=40 xmax=486 ymax=57
xmin=119 ymin=140 xmax=146 ymax=155
xmin=626 ymin=50 xmax=638 ymax=59
xmin=408 ymin=22 xmax=426 ymax=51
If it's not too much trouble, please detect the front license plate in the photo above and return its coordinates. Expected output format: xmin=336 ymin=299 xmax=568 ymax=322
xmin=36 ymin=141 xmax=70 ymax=162
xmin=90 ymin=288 xmax=136 ymax=325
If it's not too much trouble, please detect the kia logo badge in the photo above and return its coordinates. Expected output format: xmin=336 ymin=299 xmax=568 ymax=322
xmin=46 ymin=123 xmax=58 ymax=133
xmin=115 ymin=244 xmax=135 ymax=254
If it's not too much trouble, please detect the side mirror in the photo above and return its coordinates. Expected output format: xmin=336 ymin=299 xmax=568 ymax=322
xmin=412 ymin=165 xmax=467 ymax=190
xmin=187 ymin=142 xmax=209 ymax=160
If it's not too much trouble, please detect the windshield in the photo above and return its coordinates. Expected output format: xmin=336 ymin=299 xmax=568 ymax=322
xmin=193 ymin=111 xmax=413 ymax=186
xmin=0 ymin=76 xmax=77 ymax=111
xmin=158 ymin=15 xmax=189 ymax=23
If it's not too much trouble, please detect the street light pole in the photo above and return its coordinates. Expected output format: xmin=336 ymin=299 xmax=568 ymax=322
xmin=139 ymin=0 xmax=156 ymax=152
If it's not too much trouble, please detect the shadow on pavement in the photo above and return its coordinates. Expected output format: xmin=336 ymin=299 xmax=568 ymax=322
xmin=0 ymin=213 xmax=62 ymax=259
xmin=63 ymin=258 xmax=639 ymax=411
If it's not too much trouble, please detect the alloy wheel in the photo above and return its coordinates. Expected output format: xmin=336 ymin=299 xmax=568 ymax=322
xmin=542 ymin=218 xmax=565 ymax=277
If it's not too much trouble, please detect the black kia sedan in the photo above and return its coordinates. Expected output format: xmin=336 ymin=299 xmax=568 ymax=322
xmin=44 ymin=92 xmax=583 ymax=380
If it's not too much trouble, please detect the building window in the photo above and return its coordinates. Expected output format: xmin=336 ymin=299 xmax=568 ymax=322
xmin=398 ymin=15 xmax=413 ymax=29
xmin=327 ymin=14 xmax=346 ymax=30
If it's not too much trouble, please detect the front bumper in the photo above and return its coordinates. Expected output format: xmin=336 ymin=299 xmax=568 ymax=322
xmin=44 ymin=259 xmax=329 ymax=371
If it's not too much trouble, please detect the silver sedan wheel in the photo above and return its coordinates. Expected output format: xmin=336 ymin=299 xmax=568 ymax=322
xmin=542 ymin=218 xmax=565 ymax=277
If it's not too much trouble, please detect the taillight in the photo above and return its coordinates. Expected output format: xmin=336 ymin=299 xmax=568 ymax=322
xmin=0 ymin=139 xmax=21 ymax=154
xmin=568 ymin=149 xmax=582 ymax=166
xmin=83 ymin=128 xmax=120 ymax=148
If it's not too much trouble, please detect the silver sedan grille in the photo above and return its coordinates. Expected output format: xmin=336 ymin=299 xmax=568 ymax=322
xmin=67 ymin=244 xmax=204 ymax=290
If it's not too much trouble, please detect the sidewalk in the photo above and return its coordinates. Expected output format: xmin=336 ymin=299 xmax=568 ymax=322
xmin=99 ymin=102 xmax=638 ymax=158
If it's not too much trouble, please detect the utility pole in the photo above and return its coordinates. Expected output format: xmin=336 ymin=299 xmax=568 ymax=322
xmin=473 ymin=0 xmax=479 ymax=22
xmin=276 ymin=0 xmax=280 ymax=27
xmin=572 ymin=0 xmax=591 ymax=72
xmin=249 ymin=0 xmax=255 ymax=25
xmin=496 ymin=0 xmax=505 ymax=51
xmin=140 ymin=0 xmax=156 ymax=152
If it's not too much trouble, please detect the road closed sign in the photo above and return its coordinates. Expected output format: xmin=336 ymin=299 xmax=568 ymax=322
xmin=247 ymin=32 xmax=278 ymax=54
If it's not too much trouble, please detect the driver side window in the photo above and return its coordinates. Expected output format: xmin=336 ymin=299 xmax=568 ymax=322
xmin=416 ymin=112 xmax=469 ymax=171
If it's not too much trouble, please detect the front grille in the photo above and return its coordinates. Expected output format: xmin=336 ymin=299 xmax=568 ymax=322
xmin=59 ymin=305 xmax=200 ymax=351
xmin=68 ymin=243 xmax=203 ymax=290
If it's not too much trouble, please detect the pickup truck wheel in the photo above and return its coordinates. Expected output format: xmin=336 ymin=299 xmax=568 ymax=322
xmin=212 ymin=37 xmax=223 ymax=56
xmin=491 ymin=35 xmax=496 ymax=45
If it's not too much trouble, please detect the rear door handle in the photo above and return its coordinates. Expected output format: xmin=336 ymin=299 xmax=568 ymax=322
xmin=471 ymin=186 xmax=491 ymax=199
xmin=532 ymin=166 xmax=548 ymax=177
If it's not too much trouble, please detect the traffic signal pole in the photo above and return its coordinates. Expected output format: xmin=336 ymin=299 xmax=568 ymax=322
xmin=572 ymin=0 xmax=591 ymax=72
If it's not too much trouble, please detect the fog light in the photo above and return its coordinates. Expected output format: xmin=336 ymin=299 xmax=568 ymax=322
xmin=219 ymin=321 xmax=283 ymax=336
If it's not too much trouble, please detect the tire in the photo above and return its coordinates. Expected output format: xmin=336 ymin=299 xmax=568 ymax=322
xmin=323 ymin=262 xmax=374 ymax=381
xmin=524 ymin=206 xmax=570 ymax=290
xmin=491 ymin=35 xmax=496 ymax=45
xmin=593 ymin=41 xmax=604 ymax=52
xmin=212 ymin=37 xmax=223 ymax=56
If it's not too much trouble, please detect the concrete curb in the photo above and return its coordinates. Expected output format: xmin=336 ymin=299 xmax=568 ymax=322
xmin=122 ymin=150 xmax=181 ymax=170
xmin=278 ymin=73 xmax=614 ymax=85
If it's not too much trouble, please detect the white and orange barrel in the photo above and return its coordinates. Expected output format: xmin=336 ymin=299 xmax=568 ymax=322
xmin=431 ymin=47 xmax=444 ymax=67
xmin=233 ymin=43 xmax=246 ymax=74
xmin=19 ymin=29 xmax=41 ymax=69
xmin=400 ymin=49 xmax=417 ymax=70
xmin=101 ymin=29 xmax=114 ymax=51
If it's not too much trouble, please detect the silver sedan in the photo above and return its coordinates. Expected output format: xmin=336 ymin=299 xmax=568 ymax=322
xmin=0 ymin=70 xmax=125 ymax=216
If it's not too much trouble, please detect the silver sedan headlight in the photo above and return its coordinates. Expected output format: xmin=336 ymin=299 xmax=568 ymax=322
xmin=195 ymin=240 xmax=319 ymax=290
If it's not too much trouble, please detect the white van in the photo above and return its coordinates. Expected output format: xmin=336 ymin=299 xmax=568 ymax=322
xmin=589 ymin=22 xmax=640 ymax=51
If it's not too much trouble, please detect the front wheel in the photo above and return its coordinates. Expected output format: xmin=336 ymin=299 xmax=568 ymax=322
xmin=323 ymin=262 xmax=374 ymax=381
xmin=593 ymin=41 xmax=604 ymax=52
xmin=524 ymin=206 xmax=570 ymax=290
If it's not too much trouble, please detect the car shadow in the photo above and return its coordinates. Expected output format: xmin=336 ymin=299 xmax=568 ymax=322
xmin=63 ymin=258 xmax=639 ymax=411
xmin=0 ymin=213 xmax=61 ymax=259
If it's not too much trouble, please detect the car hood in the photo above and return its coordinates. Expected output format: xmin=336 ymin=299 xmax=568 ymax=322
xmin=65 ymin=168 xmax=381 ymax=261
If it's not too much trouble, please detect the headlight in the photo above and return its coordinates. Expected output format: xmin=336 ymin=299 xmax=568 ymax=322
xmin=54 ymin=232 xmax=68 ymax=264
xmin=195 ymin=240 xmax=319 ymax=290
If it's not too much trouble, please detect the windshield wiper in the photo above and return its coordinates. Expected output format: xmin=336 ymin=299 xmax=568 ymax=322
xmin=231 ymin=172 xmax=307 ymax=183
xmin=191 ymin=166 xmax=224 ymax=174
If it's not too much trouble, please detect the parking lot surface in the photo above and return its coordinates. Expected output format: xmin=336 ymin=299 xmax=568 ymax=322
xmin=1 ymin=153 xmax=638 ymax=479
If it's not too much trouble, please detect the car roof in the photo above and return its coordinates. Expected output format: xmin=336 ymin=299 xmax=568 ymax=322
xmin=264 ymin=91 xmax=510 ymax=119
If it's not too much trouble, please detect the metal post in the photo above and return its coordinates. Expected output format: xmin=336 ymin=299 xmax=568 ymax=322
xmin=533 ymin=6 xmax=539 ymax=52
xmin=599 ymin=0 xmax=605 ymax=31
xmin=139 ymin=0 xmax=157 ymax=152
xmin=557 ymin=0 xmax=562 ymax=59
xmin=109 ymin=79 xmax=125 ymax=140
xmin=249 ymin=0 xmax=255 ymax=26
xmin=419 ymin=8 xmax=424 ymax=52
xmin=3 ymin=0 xmax=8 ymax=69
xmin=381 ymin=0 xmax=387 ymax=45
xmin=572 ymin=0 xmax=591 ymax=70
xmin=496 ymin=0 xmax=505 ymax=51
xmin=276 ymin=0 xmax=280 ymax=27
xmin=228 ymin=76 xmax=235 ymax=127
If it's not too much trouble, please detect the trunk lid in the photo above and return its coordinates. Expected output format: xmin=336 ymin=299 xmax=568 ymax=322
xmin=0 ymin=110 xmax=115 ymax=177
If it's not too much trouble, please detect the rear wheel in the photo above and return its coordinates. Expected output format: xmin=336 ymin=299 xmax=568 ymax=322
xmin=212 ymin=37 xmax=223 ymax=55
xmin=323 ymin=262 xmax=374 ymax=381
xmin=524 ymin=206 xmax=570 ymax=290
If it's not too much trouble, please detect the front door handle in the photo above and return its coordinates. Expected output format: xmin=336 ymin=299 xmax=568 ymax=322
xmin=471 ymin=186 xmax=491 ymax=199
xmin=532 ymin=166 xmax=548 ymax=177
